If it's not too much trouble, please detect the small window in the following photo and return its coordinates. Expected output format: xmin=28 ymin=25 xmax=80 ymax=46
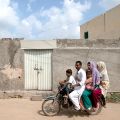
xmin=84 ymin=31 xmax=89 ymax=39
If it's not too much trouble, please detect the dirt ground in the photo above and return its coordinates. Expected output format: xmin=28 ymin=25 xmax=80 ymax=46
xmin=0 ymin=98 xmax=120 ymax=120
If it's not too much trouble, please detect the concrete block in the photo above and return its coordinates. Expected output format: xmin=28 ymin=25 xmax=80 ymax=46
xmin=31 ymin=95 xmax=42 ymax=101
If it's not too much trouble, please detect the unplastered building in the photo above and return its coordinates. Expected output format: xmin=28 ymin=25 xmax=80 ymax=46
xmin=80 ymin=4 xmax=120 ymax=40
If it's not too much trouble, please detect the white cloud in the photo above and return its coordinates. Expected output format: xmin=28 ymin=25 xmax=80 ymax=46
xmin=99 ymin=0 xmax=120 ymax=10
xmin=0 ymin=0 xmax=19 ymax=30
xmin=16 ymin=15 xmax=42 ymax=38
xmin=17 ymin=19 xmax=32 ymax=38
xmin=0 ymin=0 xmax=91 ymax=39
xmin=0 ymin=30 xmax=13 ymax=38
xmin=38 ymin=0 xmax=91 ymax=39
xmin=0 ymin=0 xmax=39 ymax=38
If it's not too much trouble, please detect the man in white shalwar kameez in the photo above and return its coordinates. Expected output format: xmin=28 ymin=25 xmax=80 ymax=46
xmin=69 ymin=61 xmax=86 ymax=110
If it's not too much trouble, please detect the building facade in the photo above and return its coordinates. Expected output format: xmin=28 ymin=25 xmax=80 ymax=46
xmin=80 ymin=4 xmax=120 ymax=40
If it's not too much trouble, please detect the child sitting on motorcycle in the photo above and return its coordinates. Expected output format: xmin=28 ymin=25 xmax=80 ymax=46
xmin=59 ymin=69 xmax=76 ymax=104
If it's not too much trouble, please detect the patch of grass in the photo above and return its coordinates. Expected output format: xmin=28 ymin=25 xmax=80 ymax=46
xmin=106 ymin=92 xmax=120 ymax=103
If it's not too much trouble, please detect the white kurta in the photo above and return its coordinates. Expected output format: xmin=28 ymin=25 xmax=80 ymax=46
xmin=69 ymin=68 xmax=86 ymax=110
xmin=68 ymin=75 xmax=76 ymax=85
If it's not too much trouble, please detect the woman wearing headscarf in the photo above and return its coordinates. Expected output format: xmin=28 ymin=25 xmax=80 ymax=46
xmin=97 ymin=61 xmax=109 ymax=107
xmin=81 ymin=61 xmax=101 ymax=110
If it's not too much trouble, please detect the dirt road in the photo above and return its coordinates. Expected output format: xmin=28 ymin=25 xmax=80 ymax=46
xmin=0 ymin=99 xmax=120 ymax=120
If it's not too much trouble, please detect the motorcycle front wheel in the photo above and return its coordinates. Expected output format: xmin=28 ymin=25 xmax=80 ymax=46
xmin=42 ymin=99 xmax=60 ymax=116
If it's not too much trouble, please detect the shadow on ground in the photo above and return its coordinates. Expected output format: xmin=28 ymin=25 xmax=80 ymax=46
xmin=38 ymin=108 xmax=89 ymax=118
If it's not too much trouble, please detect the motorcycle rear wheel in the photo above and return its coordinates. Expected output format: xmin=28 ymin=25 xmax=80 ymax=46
xmin=42 ymin=99 xmax=60 ymax=116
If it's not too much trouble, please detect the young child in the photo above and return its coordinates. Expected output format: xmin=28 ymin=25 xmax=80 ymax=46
xmin=59 ymin=69 xmax=76 ymax=104
xmin=85 ymin=69 xmax=93 ymax=90
xmin=79 ymin=69 xmax=93 ymax=110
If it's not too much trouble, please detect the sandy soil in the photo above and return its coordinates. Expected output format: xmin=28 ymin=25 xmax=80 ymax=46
xmin=0 ymin=99 xmax=120 ymax=120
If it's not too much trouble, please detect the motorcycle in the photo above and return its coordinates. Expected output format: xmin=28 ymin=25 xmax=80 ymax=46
xmin=42 ymin=84 xmax=104 ymax=116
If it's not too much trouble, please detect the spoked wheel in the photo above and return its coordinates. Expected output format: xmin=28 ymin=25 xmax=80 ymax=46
xmin=87 ymin=102 xmax=102 ymax=115
xmin=42 ymin=99 xmax=60 ymax=116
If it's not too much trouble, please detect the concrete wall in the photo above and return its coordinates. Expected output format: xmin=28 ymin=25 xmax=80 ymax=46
xmin=0 ymin=40 xmax=24 ymax=91
xmin=57 ymin=39 xmax=120 ymax=48
xmin=52 ymin=48 xmax=120 ymax=92
xmin=80 ymin=4 xmax=120 ymax=40
xmin=0 ymin=39 xmax=120 ymax=98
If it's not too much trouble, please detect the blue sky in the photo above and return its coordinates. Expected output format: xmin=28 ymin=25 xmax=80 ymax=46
xmin=0 ymin=0 xmax=120 ymax=40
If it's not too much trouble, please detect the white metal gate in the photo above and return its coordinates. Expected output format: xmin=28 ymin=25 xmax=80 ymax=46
xmin=24 ymin=50 xmax=52 ymax=90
